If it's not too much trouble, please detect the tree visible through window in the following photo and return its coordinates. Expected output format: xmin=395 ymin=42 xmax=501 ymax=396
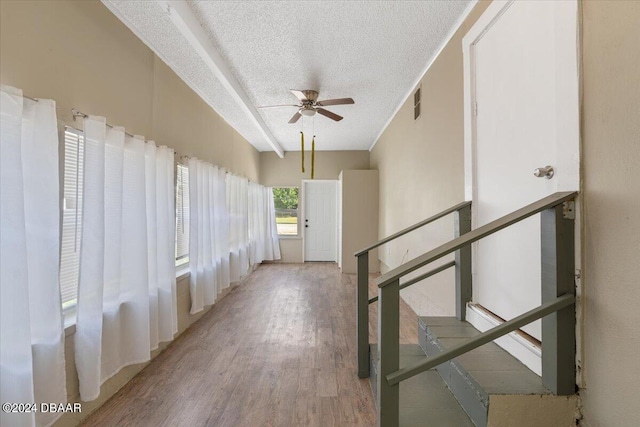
xmin=272 ymin=187 xmax=298 ymax=236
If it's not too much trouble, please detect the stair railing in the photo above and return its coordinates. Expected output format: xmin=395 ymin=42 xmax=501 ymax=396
xmin=373 ymin=191 xmax=577 ymax=427
xmin=354 ymin=201 xmax=472 ymax=378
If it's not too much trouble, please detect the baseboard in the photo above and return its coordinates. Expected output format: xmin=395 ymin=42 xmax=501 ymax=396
xmin=465 ymin=303 xmax=542 ymax=376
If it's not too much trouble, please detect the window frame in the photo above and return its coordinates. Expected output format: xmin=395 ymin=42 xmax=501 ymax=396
xmin=272 ymin=186 xmax=300 ymax=239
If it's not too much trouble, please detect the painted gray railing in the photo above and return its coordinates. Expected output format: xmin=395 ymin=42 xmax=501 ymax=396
xmin=354 ymin=201 xmax=472 ymax=378
xmin=373 ymin=191 xmax=577 ymax=426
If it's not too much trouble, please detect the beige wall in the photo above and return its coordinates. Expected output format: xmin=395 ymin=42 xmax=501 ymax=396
xmin=0 ymin=0 xmax=259 ymax=181
xmin=370 ymin=2 xmax=491 ymax=317
xmin=0 ymin=1 xmax=260 ymax=424
xmin=580 ymin=1 xmax=640 ymax=426
xmin=260 ymin=150 xmax=370 ymax=262
xmin=372 ymin=0 xmax=640 ymax=425
xmin=340 ymin=170 xmax=379 ymax=274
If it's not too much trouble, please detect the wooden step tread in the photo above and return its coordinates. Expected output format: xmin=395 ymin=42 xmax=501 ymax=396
xmin=370 ymin=344 xmax=474 ymax=427
xmin=419 ymin=316 xmax=550 ymax=396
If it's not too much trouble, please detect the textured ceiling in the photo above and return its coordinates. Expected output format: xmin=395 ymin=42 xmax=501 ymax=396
xmin=103 ymin=1 xmax=473 ymax=152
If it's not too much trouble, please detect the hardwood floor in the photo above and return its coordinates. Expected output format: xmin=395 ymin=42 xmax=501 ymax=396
xmin=82 ymin=263 xmax=418 ymax=427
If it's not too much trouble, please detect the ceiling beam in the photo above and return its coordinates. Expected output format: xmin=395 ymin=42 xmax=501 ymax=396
xmin=157 ymin=0 xmax=284 ymax=158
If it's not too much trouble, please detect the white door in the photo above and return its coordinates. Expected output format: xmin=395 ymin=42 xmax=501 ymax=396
xmin=303 ymin=180 xmax=337 ymax=262
xmin=463 ymin=0 xmax=579 ymax=339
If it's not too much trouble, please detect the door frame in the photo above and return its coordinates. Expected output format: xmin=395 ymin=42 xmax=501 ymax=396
xmin=461 ymin=0 xmax=582 ymax=375
xmin=301 ymin=179 xmax=339 ymax=262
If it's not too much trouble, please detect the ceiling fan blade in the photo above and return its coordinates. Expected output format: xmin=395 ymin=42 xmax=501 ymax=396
xmin=288 ymin=111 xmax=302 ymax=124
xmin=257 ymin=104 xmax=299 ymax=109
xmin=290 ymin=90 xmax=308 ymax=102
xmin=316 ymin=98 xmax=355 ymax=107
xmin=317 ymin=108 xmax=343 ymax=122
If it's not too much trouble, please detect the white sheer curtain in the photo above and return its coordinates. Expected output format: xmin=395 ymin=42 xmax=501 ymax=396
xmin=227 ymin=174 xmax=249 ymax=282
xmin=248 ymin=183 xmax=281 ymax=265
xmin=0 ymin=85 xmax=67 ymax=427
xmin=75 ymin=116 xmax=176 ymax=401
xmin=145 ymin=144 xmax=178 ymax=349
xmin=248 ymin=182 xmax=265 ymax=265
xmin=265 ymin=187 xmax=281 ymax=261
xmin=188 ymin=158 xmax=230 ymax=314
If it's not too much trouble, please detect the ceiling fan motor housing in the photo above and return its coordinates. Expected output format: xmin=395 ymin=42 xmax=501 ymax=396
xmin=302 ymin=90 xmax=319 ymax=103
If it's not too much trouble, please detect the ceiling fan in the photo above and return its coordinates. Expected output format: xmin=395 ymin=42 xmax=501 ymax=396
xmin=258 ymin=90 xmax=354 ymax=123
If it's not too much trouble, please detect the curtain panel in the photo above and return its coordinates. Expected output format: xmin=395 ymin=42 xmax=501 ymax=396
xmin=188 ymin=158 xmax=230 ymax=314
xmin=0 ymin=85 xmax=67 ymax=427
xmin=265 ymin=188 xmax=282 ymax=261
xmin=248 ymin=183 xmax=281 ymax=265
xmin=227 ymin=174 xmax=249 ymax=282
xmin=74 ymin=116 xmax=176 ymax=401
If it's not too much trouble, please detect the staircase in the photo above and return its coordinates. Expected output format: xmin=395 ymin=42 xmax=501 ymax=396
xmin=369 ymin=344 xmax=475 ymax=427
xmin=367 ymin=316 xmax=578 ymax=426
xmin=355 ymin=192 xmax=580 ymax=426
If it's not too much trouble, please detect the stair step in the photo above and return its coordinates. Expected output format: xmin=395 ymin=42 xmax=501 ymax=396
xmin=369 ymin=344 xmax=475 ymax=427
xmin=419 ymin=316 xmax=577 ymax=427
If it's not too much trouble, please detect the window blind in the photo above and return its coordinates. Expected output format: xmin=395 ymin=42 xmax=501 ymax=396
xmin=175 ymin=163 xmax=189 ymax=266
xmin=60 ymin=128 xmax=84 ymax=308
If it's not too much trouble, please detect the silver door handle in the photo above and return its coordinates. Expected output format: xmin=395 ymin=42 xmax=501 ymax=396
xmin=533 ymin=165 xmax=554 ymax=179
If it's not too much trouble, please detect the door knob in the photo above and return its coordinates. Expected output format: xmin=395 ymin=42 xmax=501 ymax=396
xmin=533 ymin=165 xmax=554 ymax=179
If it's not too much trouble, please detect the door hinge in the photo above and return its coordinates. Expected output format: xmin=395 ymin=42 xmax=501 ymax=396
xmin=474 ymin=101 xmax=478 ymax=117
xmin=563 ymin=201 xmax=575 ymax=220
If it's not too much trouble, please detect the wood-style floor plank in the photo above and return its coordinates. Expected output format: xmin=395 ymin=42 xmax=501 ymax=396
xmin=81 ymin=263 xmax=418 ymax=427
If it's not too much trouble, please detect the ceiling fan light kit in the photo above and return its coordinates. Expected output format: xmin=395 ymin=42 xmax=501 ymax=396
xmin=300 ymin=106 xmax=317 ymax=117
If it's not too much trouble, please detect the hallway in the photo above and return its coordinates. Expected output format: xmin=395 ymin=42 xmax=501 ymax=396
xmin=82 ymin=263 xmax=417 ymax=426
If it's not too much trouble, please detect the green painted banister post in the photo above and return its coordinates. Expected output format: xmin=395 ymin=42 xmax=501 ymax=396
xmin=541 ymin=201 xmax=576 ymax=395
xmin=356 ymin=252 xmax=370 ymax=378
xmin=377 ymin=278 xmax=400 ymax=427
xmin=455 ymin=204 xmax=472 ymax=321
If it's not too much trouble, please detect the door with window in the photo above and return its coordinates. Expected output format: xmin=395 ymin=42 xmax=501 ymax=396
xmin=464 ymin=0 xmax=579 ymax=340
xmin=303 ymin=180 xmax=337 ymax=262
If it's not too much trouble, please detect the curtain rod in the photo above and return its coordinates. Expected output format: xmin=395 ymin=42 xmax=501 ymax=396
xmin=175 ymin=156 xmax=255 ymax=182
xmin=27 ymin=98 xmax=253 ymax=178
xmin=177 ymin=155 xmax=232 ymax=176
xmin=71 ymin=108 xmax=153 ymax=143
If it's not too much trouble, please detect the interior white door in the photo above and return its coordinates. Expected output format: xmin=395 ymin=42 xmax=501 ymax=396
xmin=464 ymin=0 xmax=579 ymax=339
xmin=304 ymin=180 xmax=337 ymax=262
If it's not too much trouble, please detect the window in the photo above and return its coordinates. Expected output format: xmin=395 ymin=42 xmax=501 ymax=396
xmin=60 ymin=128 xmax=84 ymax=310
xmin=175 ymin=163 xmax=190 ymax=267
xmin=272 ymin=187 xmax=299 ymax=237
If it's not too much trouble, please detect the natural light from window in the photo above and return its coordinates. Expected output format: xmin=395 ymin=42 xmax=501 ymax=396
xmin=175 ymin=163 xmax=190 ymax=267
xmin=272 ymin=187 xmax=298 ymax=237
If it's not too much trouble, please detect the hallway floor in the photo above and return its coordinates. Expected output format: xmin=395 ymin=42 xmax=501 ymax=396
xmin=82 ymin=263 xmax=418 ymax=427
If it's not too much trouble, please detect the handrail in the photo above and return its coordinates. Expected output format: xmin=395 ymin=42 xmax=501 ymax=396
xmin=355 ymin=200 xmax=472 ymax=378
xmin=353 ymin=200 xmax=471 ymax=257
xmin=368 ymin=260 xmax=455 ymax=304
xmin=377 ymin=191 xmax=577 ymax=288
xmin=374 ymin=191 xmax=577 ymax=425
xmin=386 ymin=294 xmax=575 ymax=386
